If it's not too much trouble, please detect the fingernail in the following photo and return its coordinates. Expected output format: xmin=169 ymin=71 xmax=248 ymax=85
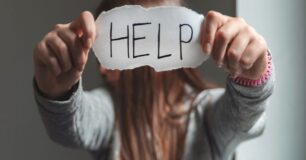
xmin=217 ymin=62 xmax=223 ymax=68
xmin=230 ymin=74 xmax=237 ymax=79
xmin=231 ymin=71 xmax=240 ymax=78
xmin=204 ymin=43 xmax=211 ymax=54
xmin=87 ymin=38 xmax=92 ymax=48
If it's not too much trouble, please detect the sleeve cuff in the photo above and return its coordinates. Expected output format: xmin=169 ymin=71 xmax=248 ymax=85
xmin=227 ymin=64 xmax=274 ymax=99
xmin=33 ymin=78 xmax=83 ymax=114
xmin=231 ymin=50 xmax=273 ymax=88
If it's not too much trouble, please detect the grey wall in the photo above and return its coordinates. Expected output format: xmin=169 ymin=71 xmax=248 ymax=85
xmin=0 ymin=0 xmax=101 ymax=159
xmin=236 ymin=0 xmax=306 ymax=159
xmin=0 ymin=0 xmax=234 ymax=160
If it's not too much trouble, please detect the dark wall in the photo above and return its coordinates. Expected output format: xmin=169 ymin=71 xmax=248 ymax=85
xmin=0 ymin=0 xmax=235 ymax=159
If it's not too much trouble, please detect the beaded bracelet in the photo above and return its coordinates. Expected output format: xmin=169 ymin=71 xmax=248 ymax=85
xmin=232 ymin=50 xmax=273 ymax=87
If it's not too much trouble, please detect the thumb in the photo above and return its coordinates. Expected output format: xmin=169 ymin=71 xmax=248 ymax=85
xmin=70 ymin=11 xmax=96 ymax=49
xmin=201 ymin=11 xmax=228 ymax=54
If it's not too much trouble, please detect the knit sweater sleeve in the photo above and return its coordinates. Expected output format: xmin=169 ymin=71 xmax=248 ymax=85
xmin=203 ymin=69 xmax=274 ymax=160
xmin=34 ymin=79 xmax=115 ymax=151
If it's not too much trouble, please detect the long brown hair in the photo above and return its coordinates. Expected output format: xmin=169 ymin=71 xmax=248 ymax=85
xmin=96 ymin=1 xmax=216 ymax=160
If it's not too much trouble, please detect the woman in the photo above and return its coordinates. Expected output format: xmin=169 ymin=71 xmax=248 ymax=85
xmin=33 ymin=0 xmax=274 ymax=160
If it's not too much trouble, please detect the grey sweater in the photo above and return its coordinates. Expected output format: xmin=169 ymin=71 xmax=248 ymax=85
xmin=34 ymin=75 xmax=274 ymax=160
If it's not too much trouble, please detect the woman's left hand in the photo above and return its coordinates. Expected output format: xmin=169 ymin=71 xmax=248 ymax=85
xmin=201 ymin=11 xmax=268 ymax=80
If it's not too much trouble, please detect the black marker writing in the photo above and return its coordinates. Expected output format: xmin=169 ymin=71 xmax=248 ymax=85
xmin=110 ymin=22 xmax=129 ymax=58
xmin=133 ymin=22 xmax=151 ymax=58
xmin=109 ymin=22 xmax=194 ymax=61
xmin=179 ymin=24 xmax=193 ymax=60
xmin=157 ymin=23 xmax=172 ymax=59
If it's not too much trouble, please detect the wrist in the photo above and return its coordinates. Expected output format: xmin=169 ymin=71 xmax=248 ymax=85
xmin=34 ymin=77 xmax=79 ymax=101
xmin=231 ymin=50 xmax=272 ymax=87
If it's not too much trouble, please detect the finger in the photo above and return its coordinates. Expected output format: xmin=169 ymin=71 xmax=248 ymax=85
xmin=69 ymin=11 xmax=96 ymax=49
xmin=57 ymin=68 xmax=82 ymax=87
xmin=212 ymin=19 xmax=245 ymax=67
xmin=45 ymin=34 xmax=72 ymax=72
xmin=201 ymin=11 xmax=227 ymax=54
xmin=226 ymin=31 xmax=252 ymax=74
xmin=240 ymin=38 xmax=266 ymax=70
xmin=57 ymin=28 xmax=85 ymax=71
xmin=35 ymin=42 xmax=62 ymax=76
xmin=57 ymin=25 xmax=77 ymax=49
xmin=222 ymin=56 xmax=231 ymax=73
xmin=71 ymin=37 xmax=87 ymax=71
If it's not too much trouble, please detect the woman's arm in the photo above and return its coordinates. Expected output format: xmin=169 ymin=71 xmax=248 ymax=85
xmin=200 ymin=11 xmax=275 ymax=159
xmin=204 ymin=70 xmax=274 ymax=159
xmin=34 ymin=79 xmax=115 ymax=151
xmin=32 ymin=11 xmax=114 ymax=151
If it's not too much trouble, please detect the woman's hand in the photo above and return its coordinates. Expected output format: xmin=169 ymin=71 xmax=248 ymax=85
xmin=201 ymin=11 xmax=268 ymax=80
xmin=33 ymin=11 xmax=96 ymax=99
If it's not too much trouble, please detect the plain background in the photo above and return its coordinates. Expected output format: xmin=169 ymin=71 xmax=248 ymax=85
xmin=236 ymin=0 xmax=306 ymax=159
xmin=0 ymin=0 xmax=305 ymax=160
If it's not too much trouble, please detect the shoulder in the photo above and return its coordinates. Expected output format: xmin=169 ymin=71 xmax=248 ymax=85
xmin=88 ymin=86 xmax=112 ymax=98
xmin=188 ymin=88 xmax=225 ymax=119
xmin=193 ymin=88 xmax=225 ymax=107
xmin=84 ymin=86 xmax=114 ymax=107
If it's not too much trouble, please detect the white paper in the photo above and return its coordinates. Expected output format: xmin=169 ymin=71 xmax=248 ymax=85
xmin=93 ymin=5 xmax=208 ymax=71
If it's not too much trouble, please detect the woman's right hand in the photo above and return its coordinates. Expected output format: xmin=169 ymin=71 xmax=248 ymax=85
xmin=33 ymin=11 xmax=96 ymax=99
